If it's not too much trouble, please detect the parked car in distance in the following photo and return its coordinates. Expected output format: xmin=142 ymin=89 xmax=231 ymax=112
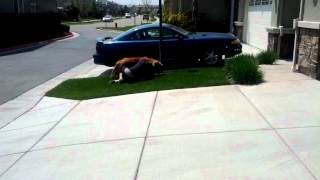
xmin=125 ymin=13 xmax=131 ymax=18
xmin=102 ymin=15 xmax=113 ymax=22
xmin=143 ymin=14 xmax=149 ymax=20
xmin=93 ymin=23 xmax=242 ymax=66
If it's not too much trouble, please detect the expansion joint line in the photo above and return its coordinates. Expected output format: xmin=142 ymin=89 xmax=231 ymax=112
xmin=134 ymin=91 xmax=158 ymax=180
xmin=235 ymin=86 xmax=317 ymax=179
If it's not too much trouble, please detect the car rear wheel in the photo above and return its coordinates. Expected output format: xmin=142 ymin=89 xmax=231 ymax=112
xmin=200 ymin=49 xmax=222 ymax=65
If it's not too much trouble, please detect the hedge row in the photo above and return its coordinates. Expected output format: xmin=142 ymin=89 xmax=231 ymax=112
xmin=0 ymin=13 xmax=70 ymax=49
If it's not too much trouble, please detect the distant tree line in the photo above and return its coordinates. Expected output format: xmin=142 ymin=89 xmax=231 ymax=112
xmin=58 ymin=0 xmax=159 ymax=21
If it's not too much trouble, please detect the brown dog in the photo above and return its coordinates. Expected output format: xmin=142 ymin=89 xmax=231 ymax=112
xmin=111 ymin=57 xmax=163 ymax=83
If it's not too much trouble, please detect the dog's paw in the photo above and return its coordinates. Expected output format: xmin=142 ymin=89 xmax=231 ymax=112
xmin=111 ymin=79 xmax=122 ymax=84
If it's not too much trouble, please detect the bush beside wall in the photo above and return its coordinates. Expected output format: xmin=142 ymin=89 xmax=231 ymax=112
xmin=225 ymin=54 xmax=263 ymax=84
xmin=256 ymin=50 xmax=278 ymax=65
xmin=164 ymin=12 xmax=194 ymax=31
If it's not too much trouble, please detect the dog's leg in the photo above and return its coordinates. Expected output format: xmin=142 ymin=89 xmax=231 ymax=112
xmin=111 ymin=64 xmax=120 ymax=79
xmin=111 ymin=73 xmax=124 ymax=84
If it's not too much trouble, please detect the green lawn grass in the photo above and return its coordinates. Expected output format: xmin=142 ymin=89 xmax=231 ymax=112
xmin=97 ymin=25 xmax=137 ymax=31
xmin=46 ymin=67 xmax=229 ymax=100
xmin=97 ymin=23 xmax=150 ymax=32
xmin=62 ymin=19 xmax=100 ymax=26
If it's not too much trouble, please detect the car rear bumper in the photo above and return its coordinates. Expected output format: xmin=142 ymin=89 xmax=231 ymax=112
xmin=93 ymin=53 xmax=115 ymax=66
xmin=226 ymin=44 xmax=242 ymax=57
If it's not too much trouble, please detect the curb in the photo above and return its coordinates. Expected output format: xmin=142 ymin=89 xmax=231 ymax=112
xmin=0 ymin=32 xmax=78 ymax=56
xmin=0 ymin=58 xmax=98 ymax=129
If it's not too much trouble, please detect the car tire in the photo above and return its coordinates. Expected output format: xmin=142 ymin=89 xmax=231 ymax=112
xmin=200 ymin=49 xmax=222 ymax=65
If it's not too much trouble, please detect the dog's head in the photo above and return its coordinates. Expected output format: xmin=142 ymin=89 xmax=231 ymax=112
xmin=152 ymin=61 xmax=164 ymax=74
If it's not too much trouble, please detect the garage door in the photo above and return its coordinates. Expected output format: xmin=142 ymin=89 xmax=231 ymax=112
xmin=246 ymin=0 xmax=272 ymax=49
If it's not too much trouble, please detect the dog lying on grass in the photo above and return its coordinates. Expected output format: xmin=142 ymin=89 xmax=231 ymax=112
xmin=111 ymin=57 xmax=163 ymax=83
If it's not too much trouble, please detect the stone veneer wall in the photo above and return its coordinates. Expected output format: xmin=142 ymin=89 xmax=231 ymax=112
xmin=268 ymin=33 xmax=295 ymax=59
xmin=268 ymin=33 xmax=278 ymax=53
xmin=297 ymin=28 xmax=320 ymax=80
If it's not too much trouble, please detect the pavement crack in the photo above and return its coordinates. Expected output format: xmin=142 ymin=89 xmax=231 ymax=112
xmin=0 ymin=96 xmax=44 ymax=130
xmin=134 ymin=91 xmax=158 ymax=180
xmin=29 ymin=137 xmax=145 ymax=153
xmin=235 ymin=85 xmax=317 ymax=179
xmin=0 ymin=101 xmax=80 ymax=178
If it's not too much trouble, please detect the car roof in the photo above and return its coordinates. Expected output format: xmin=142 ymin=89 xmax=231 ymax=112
xmin=113 ymin=23 xmax=182 ymax=41
xmin=133 ymin=23 xmax=171 ymax=30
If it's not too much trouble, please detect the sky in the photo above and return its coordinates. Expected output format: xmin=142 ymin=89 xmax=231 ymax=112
xmin=111 ymin=0 xmax=158 ymax=5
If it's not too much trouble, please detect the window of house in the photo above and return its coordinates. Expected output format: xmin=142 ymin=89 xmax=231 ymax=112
xmin=254 ymin=0 xmax=261 ymax=6
xmin=261 ymin=0 xmax=269 ymax=5
xmin=249 ymin=0 xmax=254 ymax=6
xmin=30 ymin=3 xmax=37 ymax=13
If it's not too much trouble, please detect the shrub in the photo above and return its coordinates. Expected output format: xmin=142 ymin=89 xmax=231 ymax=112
xmin=0 ymin=13 xmax=70 ymax=49
xmin=164 ymin=13 xmax=193 ymax=31
xmin=225 ymin=54 xmax=263 ymax=84
xmin=256 ymin=50 xmax=278 ymax=64
xmin=59 ymin=24 xmax=70 ymax=34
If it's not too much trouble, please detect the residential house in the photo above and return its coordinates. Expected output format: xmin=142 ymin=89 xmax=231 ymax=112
xmin=293 ymin=0 xmax=320 ymax=79
xmin=235 ymin=0 xmax=300 ymax=59
xmin=0 ymin=0 xmax=57 ymax=13
xmin=233 ymin=0 xmax=319 ymax=79
xmin=166 ymin=0 xmax=303 ymax=59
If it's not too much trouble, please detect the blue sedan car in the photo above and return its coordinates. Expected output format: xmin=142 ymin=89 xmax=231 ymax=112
xmin=93 ymin=23 xmax=242 ymax=66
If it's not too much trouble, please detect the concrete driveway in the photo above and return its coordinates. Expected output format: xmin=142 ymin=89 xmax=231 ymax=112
xmin=0 ymin=61 xmax=319 ymax=179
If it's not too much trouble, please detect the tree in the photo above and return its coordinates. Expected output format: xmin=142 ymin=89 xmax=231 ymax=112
xmin=141 ymin=0 xmax=152 ymax=13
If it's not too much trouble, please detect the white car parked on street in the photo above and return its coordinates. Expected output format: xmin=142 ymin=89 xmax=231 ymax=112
xmin=102 ymin=15 xmax=113 ymax=22
xmin=125 ymin=13 xmax=131 ymax=18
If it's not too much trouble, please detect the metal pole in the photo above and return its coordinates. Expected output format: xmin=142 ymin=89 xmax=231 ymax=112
xmin=230 ymin=0 xmax=235 ymax=33
xmin=159 ymin=0 xmax=163 ymax=62
xmin=21 ymin=0 xmax=24 ymax=13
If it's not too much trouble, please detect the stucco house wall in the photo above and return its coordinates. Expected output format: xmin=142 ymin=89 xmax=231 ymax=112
xmin=0 ymin=0 xmax=15 ymax=13
xmin=302 ymin=0 xmax=320 ymax=21
xmin=198 ymin=0 xmax=229 ymax=23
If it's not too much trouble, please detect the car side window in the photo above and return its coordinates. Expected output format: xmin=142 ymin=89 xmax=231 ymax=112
xmin=162 ymin=28 xmax=181 ymax=39
xmin=144 ymin=28 xmax=160 ymax=40
xmin=128 ymin=31 xmax=145 ymax=41
xmin=143 ymin=28 xmax=182 ymax=40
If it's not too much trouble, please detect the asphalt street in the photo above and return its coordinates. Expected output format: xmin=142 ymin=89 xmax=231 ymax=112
xmin=0 ymin=21 xmax=121 ymax=105
xmin=97 ymin=15 xmax=144 ymax=28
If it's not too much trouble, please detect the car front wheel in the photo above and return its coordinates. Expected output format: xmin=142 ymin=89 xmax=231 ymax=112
xmin=200 ymin=49 xmax=222 ymax=65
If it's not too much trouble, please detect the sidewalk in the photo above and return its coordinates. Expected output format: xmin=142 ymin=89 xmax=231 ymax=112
xmin=0 ymin=60 xmax=319 ymax=179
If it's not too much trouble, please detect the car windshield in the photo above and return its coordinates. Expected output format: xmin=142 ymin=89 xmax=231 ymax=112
xmin=167 ymin=25 xmax=191 ymax=36
xmin=113 ymin=28 xmax=138 ymax=41
xmin=113 ymin=24 xmax=191 ymax=41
